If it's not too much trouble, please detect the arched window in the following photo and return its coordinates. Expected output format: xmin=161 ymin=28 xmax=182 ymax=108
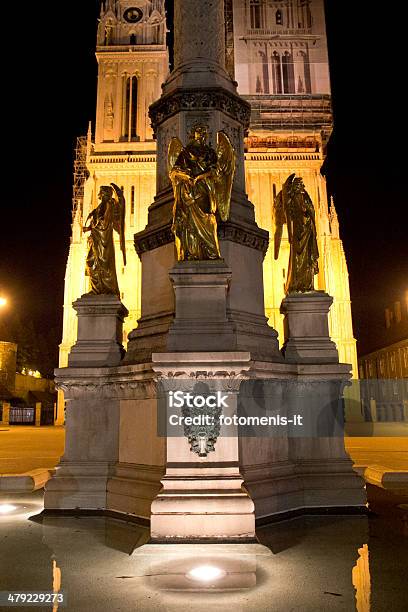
xmin=272 ymin=52 xmax=282 ymax=94
xmin=300 ymin=0 xmax=312 ymax=28
xmin=122 ymin=75 xmax=138 ymax=140
xmin=130 ymin=34 xmax=136 ymax=45
xmin=276 ymin=10 xmax=283 ymax=25
xmin=300 ymin=51 xmax=312 ymax=93
xmin=282 ymin=51 xmax=295 ymax=93
xmin=259 ymin=51 xmax=270 ymax=94
xmin=250 ymin=0 xmax=263 ymax=29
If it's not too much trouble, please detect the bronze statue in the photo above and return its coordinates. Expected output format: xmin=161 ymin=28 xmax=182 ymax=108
xmin=83 ymin=183 xmax=126 ymax=296
xmin=274 ymin=173 xmax=319 ymax=294
xmin=168 ymin=124 xmax=236 ymax=261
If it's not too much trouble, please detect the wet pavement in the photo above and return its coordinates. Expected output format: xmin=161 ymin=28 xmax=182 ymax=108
xmin=0 ymin=485 xmax=407 ymax=611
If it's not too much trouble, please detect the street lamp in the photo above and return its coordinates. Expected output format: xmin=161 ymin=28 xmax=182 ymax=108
xmin=0 ymin=297 xmax=7 ymax=308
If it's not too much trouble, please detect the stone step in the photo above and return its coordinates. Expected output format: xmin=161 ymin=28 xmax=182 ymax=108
xmin=363 ymin=464 xmax=408 ymax=492
xmin=0 ymin=469 xmax=53 ymax=492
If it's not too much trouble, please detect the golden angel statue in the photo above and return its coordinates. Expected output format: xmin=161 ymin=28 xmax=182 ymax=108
xmin=274 ymin=173 xmax=319 ymax=294
xmin=83 ymin=183 xmax=126 ymax=296
xmin=168 ymin=123 xmax=236 ymax=261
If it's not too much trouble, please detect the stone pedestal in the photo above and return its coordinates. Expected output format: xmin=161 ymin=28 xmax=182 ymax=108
xmin=45 ymin=357 xmax=365 ymax=522
xmin=45 ymin=364 xmax=165 ymax=514
xmin=240 ymin=360 xmax=366 ymax=518
xmin=68 ymin=294 xmax=128 ymax=368
xmin=280 ymin=291 xmax=339 ymax=364
xmin=167 ymin=260 xmax=235 ymax=353
xmin=150 ymin=352 xmax=256 ymax=541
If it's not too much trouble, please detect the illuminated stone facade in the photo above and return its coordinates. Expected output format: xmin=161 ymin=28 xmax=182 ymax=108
xmin=60 ymin=0 xmax=357 ymax=376
xmin=60 ymin=0 xmax=168 ymax=369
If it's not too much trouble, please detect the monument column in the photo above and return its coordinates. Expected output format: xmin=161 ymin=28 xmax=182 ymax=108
xmin=126 ymin=0 xmax=280 ymax=364
xmin=130 ymin=0 xmax=282 ymax=540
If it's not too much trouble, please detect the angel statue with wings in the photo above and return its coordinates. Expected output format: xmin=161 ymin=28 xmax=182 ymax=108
xmin=83 ymin=183 xmax=126 ymax=296
xmin=274 ymin=173 xmax=319 ymax=294
xmin=168 ymin=123 xmax=236 ymax=261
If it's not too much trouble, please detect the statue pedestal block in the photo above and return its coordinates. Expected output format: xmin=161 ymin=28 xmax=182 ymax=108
xmin=167 ymin=260 xmax=235 ymax=353
xmin=68 ymin=294 xmax=128 ymax=368
xmin=150 ymin=352 xmax=256 ymax=541
xmin=280 ymin=291 xmax=339 ymax=364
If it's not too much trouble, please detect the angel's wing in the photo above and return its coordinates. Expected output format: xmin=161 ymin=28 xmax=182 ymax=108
xmin=111 ymin=183 xmax=126 ymax=266
xmin=168 ymin=137 xmax=183 ymax=174
xmin=283 ymin=173 xmax=296 ymax=194
xmin=273 ymin=190 xmax=285 ymax=260
xmin=274 ymin=174 xmax=296 ymax=259
xmin=215 ymin=131 xmax=236 ymax=222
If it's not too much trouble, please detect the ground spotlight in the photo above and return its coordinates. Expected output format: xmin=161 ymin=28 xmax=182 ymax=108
xmin=0 ymin=504 xmax=17 ymax=514
xmin=186 ymin=565 xmax=226 ymax=583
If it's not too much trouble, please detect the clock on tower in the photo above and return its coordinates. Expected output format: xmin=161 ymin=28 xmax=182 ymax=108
xmin=123 ymin=7 xmax=143 ymax=23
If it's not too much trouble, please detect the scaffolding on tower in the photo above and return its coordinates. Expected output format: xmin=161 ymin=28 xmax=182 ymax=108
xmin=72 ymin=135 xmax=88 ymax=228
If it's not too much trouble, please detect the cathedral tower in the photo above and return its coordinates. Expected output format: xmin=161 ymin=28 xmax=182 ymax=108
xmin=60 ymin=0 xmax=168 ymax=369
xmin=227 ymin=0 xmax=357 ymax=373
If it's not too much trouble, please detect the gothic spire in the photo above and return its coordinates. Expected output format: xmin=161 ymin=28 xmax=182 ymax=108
xmin=329 ymin=197 xmax=340 ymax=238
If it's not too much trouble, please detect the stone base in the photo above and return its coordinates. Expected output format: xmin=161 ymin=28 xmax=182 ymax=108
xmin=280 ymin=291 xmax=339 ymax=363
xmin=107 ymin=463 xmax=164 ymax=519
xmin=44 ymin=461 xmax=114 ymax=510
xmin=126 ymin=253 xmax=281 ymax=362
xmin=45 ymin=363 xmax=165 ymax=516
xmin=243 ymin=458 xmax=367 ymax=519
xmin=150 ymin=473 xmax=255 ymax=540
xmin=46 ymin=353 xmax=366 ymax=531
xmin=68 ymin=294 xmax=128 ymax=368
xmin=167 ymin=260 xmax=236 ymax=352
xmin=125 ymin=312 xmax=174 ymax=365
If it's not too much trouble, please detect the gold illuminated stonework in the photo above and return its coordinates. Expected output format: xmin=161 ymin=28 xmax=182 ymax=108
xmin=169 ymin=125 xmax=236 ymax=261
xmin=60 ymin=0 xmax=357 ymax=381
xmin=84 ymin=184 xmax=126 ymax=296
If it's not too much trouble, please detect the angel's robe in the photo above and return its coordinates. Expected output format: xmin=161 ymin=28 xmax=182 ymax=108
xmin=282 ymin=187 xmax=319 ymax=293
xmin=85 ymin=197 xmax=120 ymax=296
xmin=170 ymin=141 xmax=221 ymax=261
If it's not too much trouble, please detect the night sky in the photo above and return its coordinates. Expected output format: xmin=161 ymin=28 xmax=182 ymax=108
xmin=0 ymin=1 xmax=406 ymax=363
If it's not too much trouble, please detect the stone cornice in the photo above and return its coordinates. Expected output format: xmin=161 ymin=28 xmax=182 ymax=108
xmin=54 ymin=363 xmax=157 ymax=400
xmin=134 ymin=219 xmax=269 ymax=257
xmin=135 ymin=222 xmax=174 ymax=257
xmin=218 ymin=220 xmax=269 ymax=256
xmin=97 ymin=45 xmax=167 ymax=55
xmin=149 ymin=87 xmax=251 ymax=136
xmin=152 ymin=351 xmax=252 ymax=391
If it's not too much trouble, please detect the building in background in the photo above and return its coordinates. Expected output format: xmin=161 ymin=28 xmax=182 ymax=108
xmin=0 ymin=341 xmax=57 ymax=426
xmin=359 ymin=290 xmax=408 ymax=381
xmin=357 ymin=290 xmax=408 ymax=423
xmin=60 ymin=0 xmax=357 ymax=378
